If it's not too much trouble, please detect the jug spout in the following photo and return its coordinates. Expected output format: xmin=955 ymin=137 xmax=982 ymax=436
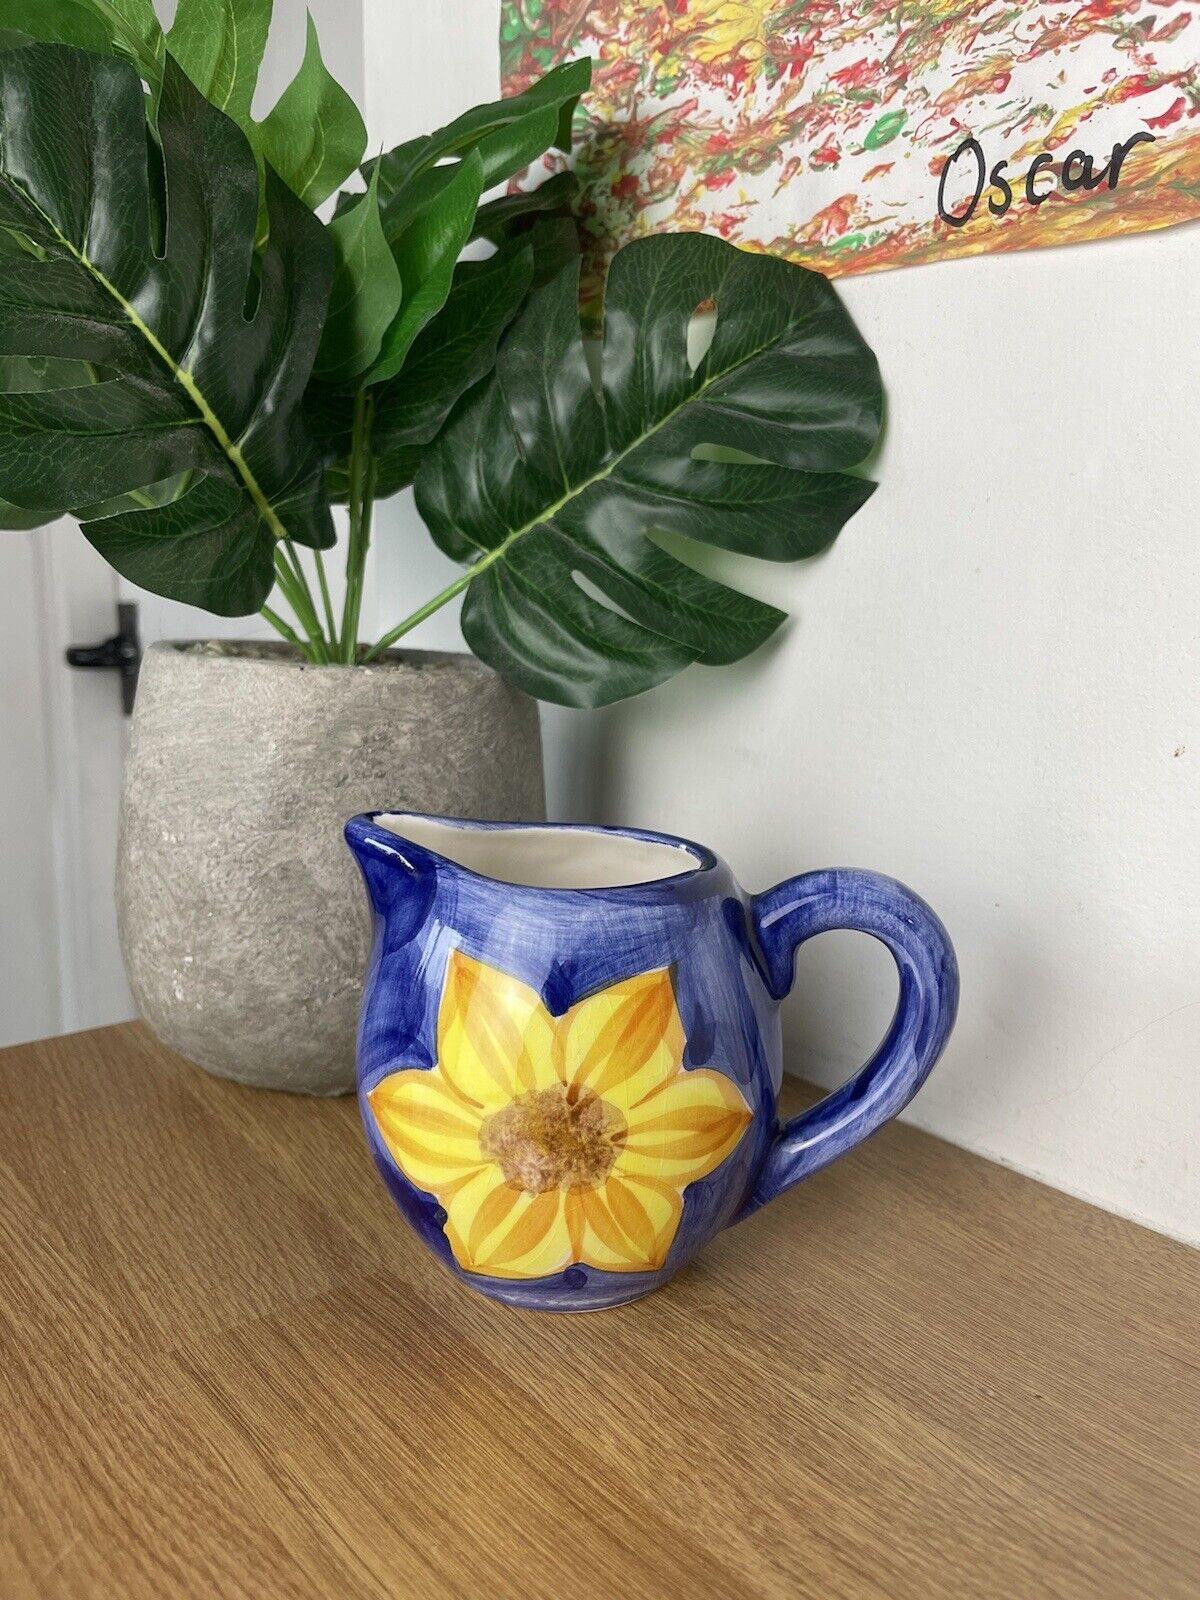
xmin=344 ymin=815 xmax=435 ymax=930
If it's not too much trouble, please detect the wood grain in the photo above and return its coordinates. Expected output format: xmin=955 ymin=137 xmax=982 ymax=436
xmin=1 ymin=1022 xmax=1196 ymax=1600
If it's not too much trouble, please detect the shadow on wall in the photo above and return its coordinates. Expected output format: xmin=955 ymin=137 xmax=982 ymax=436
xmin=560 ymin=684 xmax=998 ymax=1100
xmin=547 ymin=701 xmax=899 ymax=1089
xmin=541 ymin=704 xmax=623 ymax=823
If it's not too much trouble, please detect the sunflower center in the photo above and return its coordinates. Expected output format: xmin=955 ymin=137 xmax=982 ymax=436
xmin=480 ymin=1086 xmax=624 ymax=1194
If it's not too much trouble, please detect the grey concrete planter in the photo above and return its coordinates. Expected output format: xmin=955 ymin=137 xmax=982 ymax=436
xmin=117 ymin=642 xmax=545 ymax=1095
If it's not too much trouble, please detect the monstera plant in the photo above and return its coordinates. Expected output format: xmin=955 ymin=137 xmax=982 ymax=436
xmin=0 ymin=2 xmax=887 ymax=1096
xmin=0 ymin=4 xmax=881 ymax=708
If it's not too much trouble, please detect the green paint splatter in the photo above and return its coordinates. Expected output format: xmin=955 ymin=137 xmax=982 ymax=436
xmin=864 ymin=110 xmax=907 ymax=150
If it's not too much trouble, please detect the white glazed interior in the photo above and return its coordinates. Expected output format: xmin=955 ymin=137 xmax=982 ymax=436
xmin=377 ymin=814 xmax=702 ymax=890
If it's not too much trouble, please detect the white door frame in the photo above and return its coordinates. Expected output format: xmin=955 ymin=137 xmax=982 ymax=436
xmin=32 ymin=523 xmax=134 ymax=1033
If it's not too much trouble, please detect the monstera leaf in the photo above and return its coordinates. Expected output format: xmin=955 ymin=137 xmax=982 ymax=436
xmin=0 ymin=44 xmax=334 ymax=612
xmin=471 ymin=170 xmax=579 ymax=247
xmin=415 ymin=233 xmax=882 ymax=707
xmin=0 ymin=0 xmax=111 ymax=53
xmin=361 ymin=61 xmax=586 ymax=380
xmin=364 ymin=58 xmax=589 ymax=242
xmin=314 ymin=228 xmax=559 ymax=502
xmin=166 ymin=0 xmax=271 ymax=130
xmin=254 ymin=13 xmax=366 ymax=211
xmin=0 ymin=0 xmax=168 ymax=98
xmin=310 ymin=59 xmax=590 ymax=498
xmin=0 ymin=3 xmax=364 ymax=225
xmin=368 ymin=238 xmax=538 ymax=489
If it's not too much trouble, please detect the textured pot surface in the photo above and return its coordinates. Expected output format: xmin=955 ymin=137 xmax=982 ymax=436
xmin=117 ymin=643 xmax=545 ymax=1094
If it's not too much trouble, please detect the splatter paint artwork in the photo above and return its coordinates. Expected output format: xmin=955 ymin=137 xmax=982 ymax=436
xmin=500 ymin=0 xmax=1200 ymax=302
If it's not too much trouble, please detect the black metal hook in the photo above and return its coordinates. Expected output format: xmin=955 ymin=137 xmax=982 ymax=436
xmin=65 ymin=601 xmax=142 ymax=715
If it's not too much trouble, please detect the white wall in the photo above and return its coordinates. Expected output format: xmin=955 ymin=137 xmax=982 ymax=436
xmin=0 ymin=534 xmax=70 ymax=1043
xmin=597 ymin=231 xmax=1200 ymax=1247
xmin=0 ymin=523 xmax=137 ymax=1047
xmin=369 ymin=0 xmax=1199 ymax=1244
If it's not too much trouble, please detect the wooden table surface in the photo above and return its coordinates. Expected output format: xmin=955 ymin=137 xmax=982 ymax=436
xmin=2 ymin=1023 xmax=1197 ymax=1600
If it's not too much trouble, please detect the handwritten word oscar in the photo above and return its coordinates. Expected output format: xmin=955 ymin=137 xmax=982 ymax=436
xmin=937 ymin=132 xmax=1157 ymax=227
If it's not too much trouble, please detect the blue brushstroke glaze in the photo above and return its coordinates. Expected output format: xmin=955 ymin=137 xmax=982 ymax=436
xmin=345 ymin=813 xmax=959 ymax=1313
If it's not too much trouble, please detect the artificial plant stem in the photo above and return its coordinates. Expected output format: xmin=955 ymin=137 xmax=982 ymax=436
xmin=313 ymin=548 xmax=339 ymax=646
xmin=259 ymin=603 xmax=303 ymax=649
xmin=269 ymin=562 xmax=318 ymax=660
xmin=339 ymin=388 xmax=368 ymax=657
xmin=348 ymin=453 xmax=377 ymax=661
xmin=281 ymin=538 xmax=324 ymax=635
xmin=340 ymin=389 xmax=376 ymax=664
xmin=272 ymin=548 xmax=328 ymax=663
xmin=364 ymin=562 xmax=478 ymax=660
xmin=364 ymin=517 xmax=528 ymax=658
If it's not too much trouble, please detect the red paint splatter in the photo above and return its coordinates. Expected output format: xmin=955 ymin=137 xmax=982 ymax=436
xmin=828 ymin=57 xmax=880 ymax=90
xmin=799 ymin=195 xmax=858 ymax=240
xmin=1153 ymin=11 xmax=1192 ymax=41
xmin=1145 ymin=94 xmax=1188 ymax=127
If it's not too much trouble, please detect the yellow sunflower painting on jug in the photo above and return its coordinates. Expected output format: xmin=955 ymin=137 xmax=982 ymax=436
xmin=368 ymin=951 xmax=752 ymax=1280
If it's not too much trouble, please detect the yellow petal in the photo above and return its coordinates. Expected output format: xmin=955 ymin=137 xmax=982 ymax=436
xmin=370 ymin=1071 xmax=482 ymax=1141
xmin=436 ymin=949 xmax=559 ymax=1108
xmin=576 ymin=1174 xmax=682 ymax=1272
xmin=578 ymin=1184 xmax=648 ymax=1270
xmin=473 ymin=1188 xmax=573 ymax=1278
xmin=629 ymin=1057 xmax=750 ymax=1117
xmin=560 ymin=967 xmax=684 ymax=1109
xmin=368 ymin=1068 xmax=485 ymax=1190
xmin=466 ymin=1177 xmax=525 ymax=1261
xmin=604 ymin=1174 xmax=667 ymax=1266
xmin=618 ymin=1174 xmax=682 ymax=1268
xmin=442 ymin=1164 xmax=510 ymax=1269
xmin=617 ymin=1067 xmax=751 ymax=1184
xmin=565 ymin=1189 xmax=586 ymax=1259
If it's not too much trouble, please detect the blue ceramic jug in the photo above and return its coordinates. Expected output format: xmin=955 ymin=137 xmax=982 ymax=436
xmin=345 ymin=812 xmax=958 ymax=1312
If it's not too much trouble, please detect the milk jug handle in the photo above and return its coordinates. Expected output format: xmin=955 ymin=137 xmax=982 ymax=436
xmin=738 ymin=870 xmax=959 ymax=1220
